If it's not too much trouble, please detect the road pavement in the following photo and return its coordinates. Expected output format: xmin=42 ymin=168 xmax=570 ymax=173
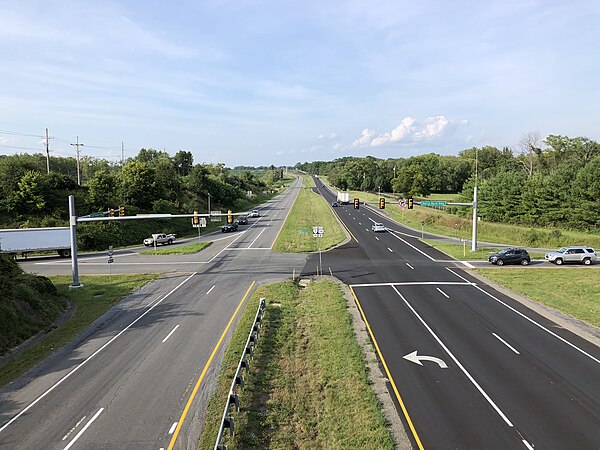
xmin=306 ymin=180 xmax=600 ymax=449
xmin=0 ymin=178 xmax=306 ymax=450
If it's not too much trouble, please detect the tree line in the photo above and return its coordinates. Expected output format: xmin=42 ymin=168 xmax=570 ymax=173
xmin=0 ymin=149 xmax=286 ymax=249
xmin=295 ymin=134 xmax=600 ymax=231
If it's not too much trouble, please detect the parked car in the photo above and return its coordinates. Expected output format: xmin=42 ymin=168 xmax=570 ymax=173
xmin=371 ymin=223 xmax=386 ymax=232
xmin=249 ymin=210 xmax=260 ymax=218
xmin=331 ymin=202 xmax=338 ymax=207
xmin=544 ymin=246 xmax=597 ymax=265
xmin=488 ymin=248 xmax=530 ymax=266
xmin=237 ymin=215 xmax=248 ymax=225
xmin=221 ymin=222 xmax=238 ymax=233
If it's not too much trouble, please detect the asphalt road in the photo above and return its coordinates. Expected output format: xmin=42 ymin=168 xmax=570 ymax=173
xmin=306 ymin=180 xmax=600 ymax=449
xmin=0 ymin=178 xmax=307 ymax=450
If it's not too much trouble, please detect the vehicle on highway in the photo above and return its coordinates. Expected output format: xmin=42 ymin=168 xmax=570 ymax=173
xmin=331 ymin=201 xmax=338 ymax=207
xmin=544 ymin=246 xmax=597 ymax=265
xmin=143 ymin=233 xmax=176 ymax=246
xmin=237 ymin=215 xmax=248 ymax=225
xmin=0 ymin=227 xmax=72 ymax=258
xmin=222 ymin=222 xmax=238 ymax=232
xmin=371 ymin=223 xmax=386 ymax=232
xmin=336 ymin=191 xmax=350 ymax=204
xmin=249 ymin=209 xmax=260 ymax=217
xmin=488 ymin=248 xmax=530 ymax=266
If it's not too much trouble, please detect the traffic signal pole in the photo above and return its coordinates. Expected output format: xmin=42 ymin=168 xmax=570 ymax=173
xmin=68 ymin=195 xmax=83 ymax=289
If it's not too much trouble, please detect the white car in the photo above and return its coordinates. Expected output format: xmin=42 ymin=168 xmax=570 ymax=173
xmin=249 ymin=209 xmax=260 ymax=218
xmin=371 ymin=223 xmax=386 ymax=232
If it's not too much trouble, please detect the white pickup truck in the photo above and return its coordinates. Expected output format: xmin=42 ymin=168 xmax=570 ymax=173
xmin=143 ymin=233 xmax=176 ymax=246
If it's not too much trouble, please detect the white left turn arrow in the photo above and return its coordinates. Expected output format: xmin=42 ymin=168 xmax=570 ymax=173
xmin=403 ymin=350 xmax=448 ymax=368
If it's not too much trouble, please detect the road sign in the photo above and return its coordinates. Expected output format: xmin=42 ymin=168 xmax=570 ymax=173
xmin=313 ymin=226 xmax=324 ymax=238
xmin=108 ymin=257 xmax=114 ymax=264
xmin=298 ymin=229 xmax=309 ymax=232
xmin=399 ymin=199 xmax=406 ymax=207
xmin=210 ymin=210 xmax=221 ymax=222
xmin=108 ymin=245 xmax=113 ymax=257
xmin=421 ymin=201 xmax=447 ymax=207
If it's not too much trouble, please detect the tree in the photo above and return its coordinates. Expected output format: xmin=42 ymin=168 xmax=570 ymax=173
xmin=87 ymin=171 xmax=118 ymax=210
xmin=173 ymin=151 xmax=193 ymax=176
xmin=517 ymin=131 xmax=543 ymax=177
xmin=119 ymin=161 xmax=158 ymax=209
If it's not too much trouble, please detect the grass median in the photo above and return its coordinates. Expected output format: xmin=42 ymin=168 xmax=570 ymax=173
xmin=272 ymin=180 xmax=345 ymax=253
xmin=0 ymin=274 xmax=159 ymax=387
xmin=140 ymin=241 xmax=212 ymax=255
xmin=198 ymin=280 xmax=393 ymax=450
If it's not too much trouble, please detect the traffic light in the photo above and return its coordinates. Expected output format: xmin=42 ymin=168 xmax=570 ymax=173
xmin=119 ymin=206 xmax=125 ymax=216
xmin=108 ymin=208 xmax=115 ymax=217
xmin=379 ymin=197 xmax=385 ymax=209
xmin=193 ymin=210 xmax=200 ymax=225
xmin=408 ymin=198 xmax=414 ymax=209
xmin=353 ymin=198 xmax=360 ymax=209
xmin=227 ymin=209 xmax=233 ymax=223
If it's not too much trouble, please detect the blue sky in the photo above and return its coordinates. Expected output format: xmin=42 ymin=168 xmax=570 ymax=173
xmin=1 ymin=1 xmax=599 ymax=167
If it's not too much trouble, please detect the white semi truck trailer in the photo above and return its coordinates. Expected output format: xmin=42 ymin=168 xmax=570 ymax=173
xmin=0 ymin=227 xmax=71 ymax=258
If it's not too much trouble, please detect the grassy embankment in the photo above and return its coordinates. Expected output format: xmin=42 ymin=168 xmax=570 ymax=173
xmin=272 ymin=175 xmax=346 ymax=253
xmin=198 ymin=176 xmax=392 ymax=449
xmin=0 ymin=273 xmax=158 ymax=387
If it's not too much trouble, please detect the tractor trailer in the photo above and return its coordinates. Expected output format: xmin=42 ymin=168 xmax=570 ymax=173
xmin=336 ymin=191 xmax=350 ymax=204
xmin=0 ymin=227 xmax=71 ymax=258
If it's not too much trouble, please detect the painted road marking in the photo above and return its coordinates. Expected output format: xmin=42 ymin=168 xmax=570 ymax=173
xmin=392 ymin=285 xmax=514 ymax=427
xmin=446 ymin=267 xmax=600 ymax=365
xmin=436 ymin=287 xmax=449 ymax=298
xmin=492 ymin=333 xmax=520 ymax=355
xmin=168 ymin=422 xmax=178 ymax=434
xmin=387 ymin=230 xmax=436 ymax=261
xmin=162 ymin=325 xmax=180 ymax=343
xmin=167 ymin=281 xmax=256 ymax=450
xmin=388 ymin=247 xmax=394 ymax=253
xmin=62 ymin=415 xmax=86 ymax=441
xmin=351 ymin=281 xmax=473 ymax=288
xmin=0 ymin=273 xmax=197 ymax=435
xmin=63 ymin=408 xmax=103 ymax=450
xmin=206 ymin=285 xmax=215 ymax=295
xmin=403 ymin=350 xmax=448 ymax=368
xmin=406 ymin=262 xmax=414 ymax=270
xmin=375 ymin=236 xmax=379 ymax=241
xmin=249 ymin=228 xmax=267 ymax=248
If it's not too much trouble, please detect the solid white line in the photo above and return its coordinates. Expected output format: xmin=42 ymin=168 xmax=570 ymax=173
xmin=387 ymin=247 xmax=394 ymax=253
xmin=445 ymin=267 xmax=600 ymax=365
xmin=62 ymin=415 xmax=87 ymax=441
xmin=387 ymin=230 xmax=436 ymax=261
xmin=406 ymin=262 xmax=414 ymax=270
xmin=249 ymin=228 xmax=267 ymax=248
xmin=351 ymin=281 xmax=473 ymax=288
xmin=461 ymin=261 xmax=475 ymax=268
xmin=375 ymin=236 xmax=379 ymax=241
xmin=226 ymin=247 xmax=271 ymax=251
xmin=523 ymin=439 xmax=534 ymax=450
xmin=162 ymin=325 xmax=180 ymax=343
xmin=206 ymin=285 xmax=215 ymax=295
xmin=0 ymin=272 xmax=197 ymax=435
xmin=436 ymin=287 xmax=449 ymax=298
xmin=63 ymin=408 xmax=104 ymax=450
xmin=359 ymin=222 xmax=362 ymax=225
xmin=168 ymin=422 xmax=178 ymax=435
xmin=392 ymin=286 xmax=514 ymax=427
xmin=492 ymin=333 xmax=520 ymax=354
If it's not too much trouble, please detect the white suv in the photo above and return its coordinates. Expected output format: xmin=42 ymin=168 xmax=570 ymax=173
xmin=545 ymin=246 xmax=597 ymax=265
xmin=371 ymin=223 xmax=386 ymax=232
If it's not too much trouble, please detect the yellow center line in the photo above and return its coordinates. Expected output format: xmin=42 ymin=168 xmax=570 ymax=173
xmin=167 ymin=281 xmax=256 ymax=450
xmin=349 ymin=286 xmax=424 ymax=450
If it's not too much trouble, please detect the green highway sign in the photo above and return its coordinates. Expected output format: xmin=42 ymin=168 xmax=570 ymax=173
xmin=298 ymin=229 xmax=309 ymax=232
xmin=421 ymin=201 xmax=447 ymax=207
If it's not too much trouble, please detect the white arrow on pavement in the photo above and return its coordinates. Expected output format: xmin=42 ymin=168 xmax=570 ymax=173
xmin=403 ymin=350 xmax=448 ymax=368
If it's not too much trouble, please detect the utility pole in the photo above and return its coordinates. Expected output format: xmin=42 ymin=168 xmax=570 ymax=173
xmin=70 ymin=136 xmax=84 ymax=185
xmin=44 ymin=128 xmax=51 ymax=174
xmin=471 ymin=147 xmax=478 ymax=252
xmin=121 ymin=141 xmax=124 ymax=166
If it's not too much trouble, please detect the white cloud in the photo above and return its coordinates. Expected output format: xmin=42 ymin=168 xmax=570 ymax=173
xmin=353 ymin=116 xmax=456 ymax=148
xmin=332 ymin=143 xmax=342 ymax=151
xmin=352 ymin=128 xmax=375 ymax=147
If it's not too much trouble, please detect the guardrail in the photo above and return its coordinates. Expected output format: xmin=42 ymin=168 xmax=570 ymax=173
xmin=214 ymin=297 xmax=267 ymax=450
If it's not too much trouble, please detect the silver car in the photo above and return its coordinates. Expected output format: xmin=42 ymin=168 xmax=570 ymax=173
xmin=544 ymin=246 xmax=597 ymax=265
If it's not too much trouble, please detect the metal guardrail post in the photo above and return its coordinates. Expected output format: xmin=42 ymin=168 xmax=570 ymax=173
xmin=214 ymin=298 xmax=267 ymax=450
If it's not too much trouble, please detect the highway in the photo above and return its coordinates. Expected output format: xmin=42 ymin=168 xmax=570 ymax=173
xmin=308 ymin=180 xmax=600 ymax=449
xmin=0 ymin=178 xmax=307 ymax=450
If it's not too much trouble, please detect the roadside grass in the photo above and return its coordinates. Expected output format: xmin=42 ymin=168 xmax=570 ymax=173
xmin=0 ymin=274 xmax=159 ymax=387
xmin=272 ymin=181 xmax=345 ymax=253
xmin=198 ymin=280 xmax=393 ymax=450
xmin=303 ymin=175 xmax=316 ymax=187
xmin=475 ymin=269 xmax=600 ymax=328
xmin=425 ymin=240 xmax=547 ymax=260
xmin=140 ymin=241 xmax=212 ymax=255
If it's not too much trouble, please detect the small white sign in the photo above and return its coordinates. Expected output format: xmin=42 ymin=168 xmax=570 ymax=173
xmin=312 ymin=226 xmax=324 ymax=237
xmin=399 ymin=199 xmax=406 ymax=208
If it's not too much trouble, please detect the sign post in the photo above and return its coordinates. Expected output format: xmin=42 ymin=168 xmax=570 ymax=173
xmin=108 ymin=245 xmax=114 ymax=275
xmin=313 ymin=226 xmax=324 ymax=275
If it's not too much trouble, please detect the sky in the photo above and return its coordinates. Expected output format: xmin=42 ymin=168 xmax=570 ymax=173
xmin=1 ymin=0 xmax=599 ymax=168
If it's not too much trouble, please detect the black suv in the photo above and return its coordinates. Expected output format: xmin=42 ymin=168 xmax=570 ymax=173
xmin=488 ymin=248 xmax=531 ymax=266
xmin=237 ymin=215 xmax=248 ymax=225
xmin=221 ymin=222 xmax=238 ymax=233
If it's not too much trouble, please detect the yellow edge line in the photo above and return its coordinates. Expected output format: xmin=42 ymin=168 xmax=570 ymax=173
xmin=167 ymin=280 xmax=256 ymax=450
xmin=349 ymin=286 xmax=424 ymax=450
xmin=332 ymin=207 xmax=359 ymax=243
